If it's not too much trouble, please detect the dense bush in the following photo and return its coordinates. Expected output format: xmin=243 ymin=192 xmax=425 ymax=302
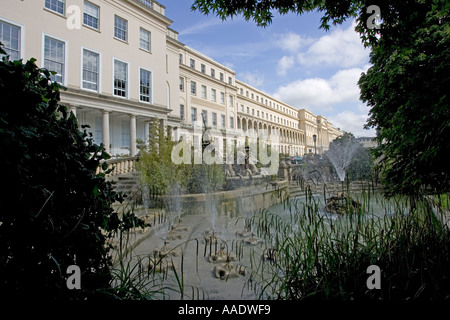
xmin=0 ymin=48 xmax=143 ymax=299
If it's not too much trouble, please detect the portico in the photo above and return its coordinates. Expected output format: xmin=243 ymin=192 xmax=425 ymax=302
xmin=62 ymin=88 xmax=173 ymax=157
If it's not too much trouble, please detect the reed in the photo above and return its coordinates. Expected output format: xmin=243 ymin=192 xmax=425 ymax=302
xmin=245 ymin=187 xmax=450 ymax=300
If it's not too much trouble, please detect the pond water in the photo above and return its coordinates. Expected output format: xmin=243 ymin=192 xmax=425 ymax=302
xmin=116 ymin=189 xmax=408 ymax=300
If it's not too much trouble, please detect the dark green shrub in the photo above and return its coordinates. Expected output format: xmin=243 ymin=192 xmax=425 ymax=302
xmin=0 ymin=47 xmax=143 ymax=299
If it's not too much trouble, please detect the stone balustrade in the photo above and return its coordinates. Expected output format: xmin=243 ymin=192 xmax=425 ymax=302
xmin=96 ymin=156 xmax=139 ymax=177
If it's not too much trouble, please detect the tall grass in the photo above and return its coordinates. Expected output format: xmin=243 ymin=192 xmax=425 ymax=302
xmin=245 ymin=187 xmax=450 ymax=300
xmin=99 ymin=196 xmax=209 ymax=300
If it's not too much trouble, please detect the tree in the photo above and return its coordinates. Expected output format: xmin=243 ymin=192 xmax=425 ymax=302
xmin=137 ymin=121 xmax=225 ymax=202
xmin=0 ymin=47 xmax=144 ymax=299
xmin=191 ymin=0 xmax=364 ymax=30
xmin=358 ymin=0 xmax=450 ymax=197
xmin=191 ymin=0 xmax=450 ymax=197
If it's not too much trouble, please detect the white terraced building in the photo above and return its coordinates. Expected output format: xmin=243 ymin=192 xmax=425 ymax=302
xmin=1 ymin=0 xmax=343 ymax=168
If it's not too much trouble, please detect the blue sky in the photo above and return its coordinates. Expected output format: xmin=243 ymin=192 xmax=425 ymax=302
xmin=163 ymin=1 xmax=376 ymax=137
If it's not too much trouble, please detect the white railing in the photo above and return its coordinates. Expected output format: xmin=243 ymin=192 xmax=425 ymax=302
xmin=131 ymin=0 xmax=166 ymax=15
xmin=97 ymin=156 xmax=139 ymax=177
xmin=136 ymin=0 xmax=153 ymax=9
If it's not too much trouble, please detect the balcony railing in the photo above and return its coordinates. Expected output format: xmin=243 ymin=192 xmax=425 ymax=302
xmin=130 ymin=0 xmax=165 ymax=16
xmin=96 ymin=156 xmax=139 ymax=177
xmin=137 ymin=0 xmax=152 ymax=8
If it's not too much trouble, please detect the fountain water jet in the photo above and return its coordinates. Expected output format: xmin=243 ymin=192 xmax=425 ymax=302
xmin=326 ymin=135 xmax=360 ymax=182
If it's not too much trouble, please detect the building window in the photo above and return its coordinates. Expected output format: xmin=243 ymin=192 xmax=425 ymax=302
xmin=0 ymin=21 xmax=21 ymax=61
xmin=247 ymin=107 xmax=249 ymax=114
xmin=83 ymin=1 xmax=99 ymax=30
xmin=201 ymin=64 xmax=205 ymax=73
xmin=228 ymin=76 xmax=232 ymax=85
xmin=220 ymin=92 xmax=225 ymax=104
xmin=190 ymin=81 xmax=196 ymax=95
xmin=113 ymin=59 xmax=128 ymax=97
xmin=246 ymin=91 xmax=249 ymax=97
xmin=140 ymin=28 xmax=151 ymax=52
xmin=180 ymin=105 xmax=184 ymax=120
xmin=228 ymin=95 xmax=233 ymax=107
xmin=229 ymin=117 xmax=234 ymax=129
xmin=240 ymin=104 xmax=244 ymax=112
xmin=201 ymin=85 xmax=207 ymax=99
xmin=221 ymin=115 xmax=225 ymax=129
xmin=45 ymin=0 xmax=65 ymax=15
xmin=191 ymin=107 xmax=197 ymax=123
xmin=179 ymin=77 xmax=184 ymax=91
xmin=44 ymin=36 xmax=65 ymax=83
xmin=190 ymin=58 xmax=195 ymax=69
xmin=114 ymin=15 xmax=127 ymax=42
xmin=212 ymin=112 xmax=217 ymax=128
xmin=240 ymin=88 xmax=243 ymax=95
xmin=257 ymin=110 xmax=260 ymax=117
xmin=201 ymin=110 xmax=207 ymax=125
xmin=179 ymin=54 xmax=183 ymax=64
xmin=219 ymin=72 xmax=224 ymax=81
xmin=211 ymin=89 xmax=216 ymax=102
xmin=82 ymin=49 xmax=99 ymax=91
xmin=139 ymin=68 xmax=152 ymax=103
xmin=211 ymin=68 xmax=215 ymax=78
xmin=121 ymin=119 xmax=130 ymax=147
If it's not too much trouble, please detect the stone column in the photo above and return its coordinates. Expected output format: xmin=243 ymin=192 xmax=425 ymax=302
xmin=130 ymin=114 xmax=137 ymax=157
xmin=69 ymin=106 xmax=77 ymax=117
xmin=102 ymin=110 xmax=110 ymax=154
xmin=159 ymin=118 xmax=166 ymax=137
xmin=144 ymin=121 xmax=151 ymax=145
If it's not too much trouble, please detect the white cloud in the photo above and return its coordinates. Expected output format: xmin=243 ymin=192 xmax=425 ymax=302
xmin=179 ymin=19 xmax=223 ymax=36
xmin=276 ymin=56 xmax=295 ymax=76
xmin=327 ymin=111 xmax=376 ymax=138
xmin=272 ymin=67 xmax=366 ymax=111
xmin=297 ymin=22 xmax=369 ymax=68
xmin=239 ymin=71 xmax=265 ymax=88
xmin=274 ymin=32 xmax=312 ymax=53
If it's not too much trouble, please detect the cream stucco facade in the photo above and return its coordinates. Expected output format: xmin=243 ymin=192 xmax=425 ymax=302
xmin=1 ymin=0 xmax=343 ymax=159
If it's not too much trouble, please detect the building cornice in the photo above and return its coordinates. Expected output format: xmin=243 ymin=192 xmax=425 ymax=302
xmin=180 ymin=64 xmax=238 ymax=92
xmin=125 ymin=0 xmax=173 ymax=27
xmin=182 ymin=46 xmax=236 ymax=75
xmin=61 ymin=87 xmax=172 ymax=118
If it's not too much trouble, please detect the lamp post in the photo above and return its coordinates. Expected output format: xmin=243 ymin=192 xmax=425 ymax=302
xmin=312 ymin=134 xmax=317 ymax=155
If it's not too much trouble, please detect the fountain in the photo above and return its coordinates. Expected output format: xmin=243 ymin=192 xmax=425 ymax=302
xmin=213 ymin=260 xmax=247 ymax=280
xmin=323 ymin=135 xmax=362 ymax=214
xmin=325 ymin=192 xmax=362 ymax=215
xmin=325 ymin=135 xmax=360 ymax=182
xmin=152 ymin=240 xmax=182 ymax=257
xmin=207 ymin=243 xmax=237 ymax=263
